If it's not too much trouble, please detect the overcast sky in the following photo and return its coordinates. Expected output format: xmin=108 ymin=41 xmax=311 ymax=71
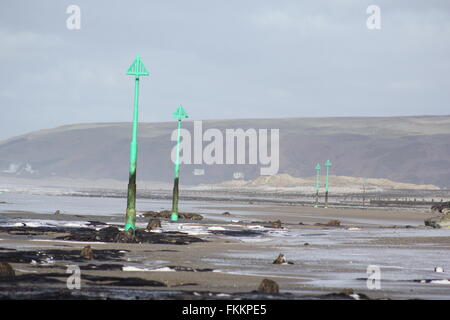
xmin=0 ymin=0 xmax=449 ymax=140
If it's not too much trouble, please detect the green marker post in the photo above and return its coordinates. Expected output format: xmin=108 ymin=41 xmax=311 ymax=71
xmin=314 ymin=163 xmax=321 ymax=208
xmin=124 ymin=55 xmax=149 ymax=232
xmin=324 ymin=160 xmax=332 ymax=208
xmin=171 ymin=105 xmax=188 ymax=221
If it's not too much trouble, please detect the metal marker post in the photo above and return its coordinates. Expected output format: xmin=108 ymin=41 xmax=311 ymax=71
xmin=314 ymin=163 xmax=321 ymax=207
xmin=171 ymin=105 xmax=188 ymax=221
xmin=124 ymin=55 xmax=149 ymax=232
xmin=324 ymin=160 xmax=332 ymax=208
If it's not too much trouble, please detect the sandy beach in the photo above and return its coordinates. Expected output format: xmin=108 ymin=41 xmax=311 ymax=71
xmin=0 ymin=192 xmax=449 ymax=300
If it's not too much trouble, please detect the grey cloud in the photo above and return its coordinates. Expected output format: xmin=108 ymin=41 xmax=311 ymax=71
xmin=0 ymin=0 xmax=449 ymax=140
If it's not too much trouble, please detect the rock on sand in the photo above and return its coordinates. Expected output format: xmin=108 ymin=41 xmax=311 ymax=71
xmin=0 ymin=262 xmax=15 ymax=279
xmin=273 ymin=253 xmax=294 ymax=265
xmin=425 ymin=203 xmax=450 ymax=228
xmin=80 ymin=245 xmax=94 ymax=260
xmin=257 ymin=279 xmax=279 ymax=294
xmin=146 ymin=219 xmax=162 ymax=231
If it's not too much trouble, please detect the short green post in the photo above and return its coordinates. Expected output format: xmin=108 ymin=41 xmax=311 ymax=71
xmin=324 ymin=160 xmax=332 ymax=208
xmin=171 ymin=105 xmax=188 ymax=221
xmin=314 ymin=163 xmax=321 ymax=208
xmin=124 ymin=55 xmax=149 ymax=232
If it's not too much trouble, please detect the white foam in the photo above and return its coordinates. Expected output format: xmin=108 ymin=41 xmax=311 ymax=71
xmin=1 ymin=219 xmax=91 ymax=229
xmin=248 ymin=225 xmax=265 ymax=229
xmin=208 ymin=226 xmax=226 ymax=231
xmin=63 ymin=222 xmax=88 ymax=228
xmin=122 ymin=266 xmax=152 ymax=272
xmin=123 ymin=266 xmax=177 ymax=272
xmin=174 ymin=225 xmax=210 ymax=235
xmin=30 ymin=239 xmax=107 ymax=245
xmin=151 ymin=267 xmax=176 ymax=272
xmin=430 ymin=279 xmax=450 ymax=285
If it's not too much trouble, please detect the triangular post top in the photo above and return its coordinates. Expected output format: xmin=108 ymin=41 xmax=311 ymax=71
xmin=315 ymin=163 xmax=321 ymax=170
xmin=325 ymin=160 xmax=332 ymax=167
xmin=127 ymin=55 xmax=149 ymax=77
xmin=173 ymin=105 xmax=188 ymax=120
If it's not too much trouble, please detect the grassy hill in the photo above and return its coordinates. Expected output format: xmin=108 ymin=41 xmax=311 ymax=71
xmin=1 ymin=116 xmax=450 ymax=187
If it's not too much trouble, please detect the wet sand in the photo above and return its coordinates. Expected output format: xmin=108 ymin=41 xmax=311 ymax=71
xmin=202 ymin=204 xmax=433 ymax=225
xmin=0 ymin=201 xmax=449 ymax=300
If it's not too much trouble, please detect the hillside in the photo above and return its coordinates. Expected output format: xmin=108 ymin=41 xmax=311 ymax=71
xmin=1 ymin=116 xmax=450 ymax=187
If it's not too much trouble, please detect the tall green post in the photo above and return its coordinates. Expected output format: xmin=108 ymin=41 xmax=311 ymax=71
xmin=324 ymin=160 xmax=332 ymax=208
xmin=124 ymin=55 xmax=149 ymax=232
xmin=171 ymin=105 xmax=188 ymax=221
xmin=314 ymin=163 xmax=321 ymax=208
